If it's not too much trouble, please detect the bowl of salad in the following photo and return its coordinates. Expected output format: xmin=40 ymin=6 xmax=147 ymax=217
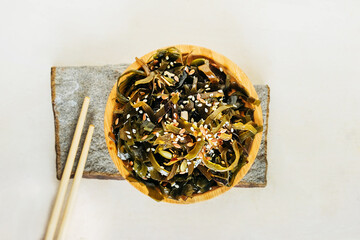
xmin=104 ymin=45 xmax=263 ymax=203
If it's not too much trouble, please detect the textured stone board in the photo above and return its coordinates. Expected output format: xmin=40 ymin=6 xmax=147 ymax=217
xmin=51 ymin=65 xmax=269 ymax=187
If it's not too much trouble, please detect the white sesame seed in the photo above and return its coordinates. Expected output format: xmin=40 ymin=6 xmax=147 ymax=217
xmin=156 ymin=132 xmax=160 ymax=137
xmin=218 ymin=89 xmax=223 ymax=93
xmin=233 ymin=104 xmax=237 ymax=107
xmin=133 ymin=145 xmax=138 ymax=148
xmin=127 ymin=135 xmax=132 ymax=139
xmin=146 ymin=148 xmax=150 ymax=152
xmin=219 ymin=67 xmax=223 ymax=72
xmin=151 ymin=148 xmax=156 ymax=151
xmin=132 ymin=129 xmax=136 ymax=133
xmin=170 ymin=62 xmax=174 ymax=67
xmin=175 ymin=184 xmax=179 ymax=188
xmin=165 ymin=56 xmax=169 ymax=60
xmin=195 ymin=100 xmax=199 ymax=103
xmin=206 ymin=103 xmax=212 ymax=107
xmin=231 ymin=128 xmax=234 ymax=132
xmin=165 ymin=114 xmax=168 ymax=118
xmin=209 ymin=93 xmax=214 ymax=97
xmin=125 ymin=131 xmax=131 ymax=134
xmin=205 ymin=84 xmax=209 ymax=88
xmin=206 ymin=88 xmax=211 ymax=91
xmin=198 ymin=103 xmax=202 ymax=107
xmin=204 ymin=124 xmax=208 ymax=128
xmin=171 ymin=133 xmax=174 ymax=138
xmin=190 ymin=127 xmax=195 ymax=131
xmin=205 ymin=108 xmax=208 ymax=113
xmin=126 ymin=114 xmax=130 ymax=119
xmin=143 ymin=99 xmax=147 ymax=102
xmin=197 ymin=138 xmax=201 ymax=141
xmin=188 ymin=95 xmax=192 ymax=99
xmin=136 ymin=107 xmax=139 ymax=111
xmin=139 ymin=110 xmax=143 ymax=114
xmin=167 ymin=65 xmax=170 ymax=69
xmin=174 ymin=105 xmax=177 ymax=109
xmin=144 ymin=95 xmax=148 ymax=98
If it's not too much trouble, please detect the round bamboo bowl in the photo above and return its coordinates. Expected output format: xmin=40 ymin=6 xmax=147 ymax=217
xmin=104 ymin=45 xmax=263 ymax=204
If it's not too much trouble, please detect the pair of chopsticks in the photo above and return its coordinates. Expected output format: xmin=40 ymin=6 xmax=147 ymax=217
xmin=45 ymin=97 xmax=94 ymax=240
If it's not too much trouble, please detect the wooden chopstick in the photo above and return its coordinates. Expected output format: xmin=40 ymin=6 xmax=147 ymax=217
xmin=57 ymin=124 xmax=95 ymax=240
xmin=45 ymin=97 xmax=90 ymax=240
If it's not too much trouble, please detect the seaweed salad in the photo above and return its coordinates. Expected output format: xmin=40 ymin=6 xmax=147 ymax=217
xmin=111 ymin=47 xmax=262 ymax=201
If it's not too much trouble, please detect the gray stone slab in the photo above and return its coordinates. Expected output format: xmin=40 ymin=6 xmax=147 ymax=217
xmin=51 ymin=65 xmax=269 ymax=187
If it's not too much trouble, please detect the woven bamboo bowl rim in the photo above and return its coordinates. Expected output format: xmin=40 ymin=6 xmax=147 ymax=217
xmin=104 ymin=45 xmax=263 ymax=204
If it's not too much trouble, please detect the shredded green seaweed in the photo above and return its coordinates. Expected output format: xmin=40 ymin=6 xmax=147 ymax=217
xmin=112 ymin=47 xmax=262 ymax=201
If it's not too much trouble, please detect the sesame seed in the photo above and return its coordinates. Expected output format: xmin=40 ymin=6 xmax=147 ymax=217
xmin=143 ymin=99 xmax=147 ymax=102
xmin=191 ymin=118 xmax=194 ymax=123
xmin=133 ymin=145 xmax=138 ymax=148
xmin=219 ymin=67 xmax=223 ymax=72
xmin=197 ymin=138 xmax=201 ymax=141
xmin=205 ymin=84 xmax=209 ymax=88
xmin=174 ymin=105 xmax=177 ymax=109
xmin=127 ymin=135 xmax=132 ymax=139
xmin=171 ymin=133 xmax=174 ymax=138
xmin=231 ymin=128 xmax=234 ymax=132
xmin=205 ymin=88 xmax=211 ymax=91
xmin=156 ymin=132 xmax=160 ymax=137
xmin=170 ymin=62 xmax=174 ymax=66
xmin=198 ymin=103 xmax=202 ymax=107
xmin=218 ymin=89 xmax=223 ymax=93
xmin=192 ymin=109 xmax=195 ymax=112
xmin=151 ymin=148 xmax=155 ymax=151
xmin=210 ymin=93 xmax=214 ymax=97
xmin=165 ymin=56 xmax=169 ymax=60
xmin=136 ymin=107 xmax=139 ymax=111
xmin=205 ymin=108 xmax=208 ymax=113
xmin=167 ymin=65 xmax=170 ymax=69
xmin=146 ymin=148 xmax=150 ymax=152
xmin=188 ymin=95 xmax=192 ymax=99
xmin=165 ymin=114 xmax=168 ymax=118
xmin=175 ymin=184 xmax=179 ymax=188
xmin=125 ymin=131 xmax=131 ymax=134
xmin=204 ymin=124 xmax=208 ymax=128
xmin=126 ymin=114 xmax=130 ymax=119
xmin=139 ymin=110 xmax=143 ymax=114
xmin=190 ymin=127 xmax=195 ymax=131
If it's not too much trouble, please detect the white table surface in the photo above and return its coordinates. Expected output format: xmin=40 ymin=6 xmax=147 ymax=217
xmin=1 ymin=0 xmax=360 ymax=239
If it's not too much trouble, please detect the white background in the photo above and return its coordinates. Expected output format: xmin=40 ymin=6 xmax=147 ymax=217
xmin=1 ymin=0 xmax=360 ymax=239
